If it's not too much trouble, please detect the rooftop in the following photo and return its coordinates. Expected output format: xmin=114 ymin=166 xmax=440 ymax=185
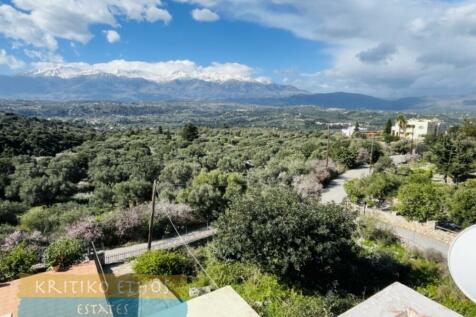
xmin=159 ymin=286 xmax=260 ymax=317
xmin=339 ymin=282 xmax=463 ymax=317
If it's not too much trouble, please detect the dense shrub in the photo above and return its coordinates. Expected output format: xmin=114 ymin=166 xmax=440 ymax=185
xmin=113 ymin=179 xmax=152 ymax=208
xmin=373 ymin=155 xmax=396 ymax=173
xmin=44 ymin=238 xmax=83 ymax=269
xmin=357 ymin=216 xmax=399 ymax=246
xmin=0 ymin=200 xmax=26 ymax=225
xmin=345 ymin=172 xmax=401 ymax=206
xmin=448 ymin=181 xmax=476 ymax=228
xmin=178 ymin=170 xmax=246 ymax=221
xmin=396 ymin=183 xmax=448 ymax=222
xmin=20 ymin=206 xmax=60 ymax=234
xmin=427 ymin=134 xmax=475 ymax=184
xmin=0 ymin=244 xmax=38 ymax=281
xmin=133 ymin=250 xmax=193 ymax=276
xmin=331 ymin=139 xmax=359 ymax=169
xmin=293 ymin=159 xmax=337 ymax=198
xmin=180 ymin=123 xmax=199 ymax=142
xmin=213 ymin=187 xmax=356 ymax=278
xmin=0 ymin=223 xmax=15 ymax=245
xmin=391 ymin=140 xmax=411 ymax=154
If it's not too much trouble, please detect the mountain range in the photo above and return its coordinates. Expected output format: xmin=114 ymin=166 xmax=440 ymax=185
xmin=0 ymin=72 xmax=471 ymax=112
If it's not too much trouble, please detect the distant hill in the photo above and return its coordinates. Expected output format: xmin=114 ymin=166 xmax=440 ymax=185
xmin=0 ymin=74 xmax=305 ymax=101
xmin=0 ymin=74 xmax=456 ymax=112
xmin=237 ymin=92 xmax=424 ymax=110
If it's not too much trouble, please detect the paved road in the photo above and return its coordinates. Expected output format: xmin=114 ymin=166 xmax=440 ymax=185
xmin=320 ymin=163 xmax=451 ymax=257
xmin=321 ymin=166 xmax=370 ymax=203
xmin=104 ymin=227 xmax=216 ymax=264
xmin=392 ymin=226 xmax=449 ymax=256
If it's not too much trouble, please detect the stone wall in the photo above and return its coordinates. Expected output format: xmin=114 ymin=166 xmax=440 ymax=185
xmin=359 ymin=206 xmax=457 ymax=245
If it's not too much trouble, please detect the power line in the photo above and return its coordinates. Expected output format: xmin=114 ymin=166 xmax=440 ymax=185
xmin=159 ymin=190 xmax=220 ymax=290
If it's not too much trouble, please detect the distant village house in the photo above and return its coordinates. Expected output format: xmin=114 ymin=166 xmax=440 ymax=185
xmin=391 ymin=118 xmax=447 ymax=141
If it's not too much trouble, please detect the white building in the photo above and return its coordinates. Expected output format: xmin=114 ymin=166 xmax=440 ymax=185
xmin=341 ymin=125 xmax=367 ymax=137
xmin=391 ymin=118 xmax=447 ymax=140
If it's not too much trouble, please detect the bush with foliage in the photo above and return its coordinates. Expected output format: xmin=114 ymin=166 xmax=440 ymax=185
xmin=180 ymin=123 xmax=199 ymax=141
xmin=213 ymin=187 xmax=356 ymax=278
xmin=113 ymin=178 xmax=152 ymax=208
xmin=20 ymin=206 xmax=60 ymax=234
xmin=330 ymin=139 xmax=359 ymax=169
xmin=186 ymin=256 xmax=356 ymax=317
xmin=345 ymin=172 xmax=402 ymax=206
xmin=178 ymin=170 xmax=246 ymax=221
xmin=0 ymin=200 xmax=26 ymax=225
xmin=427 ymin=134 xmax=476 ymax=184
xmin=0 ymin=243 xmax=38 ymax=281
xmin=448 ymin=181 xmax=476 ymax=228
xmin=0 ymin=223 xmax=15 ymax=245
xmin=133 ymin=250 xmax=193 ymax=276
xmin=373 ymin=155 xmax=396 ymax=173
xmin=0 ymin=112 xmax=95 ymax=157
xmin=391 ymin=139 xmax=411 ymax=154
xmin=44 ymin=238 xmax=83 ymax=269
xmin=357 ymin=216 xmax=399 ymax=246
xmin=396 ymin=183 xmax=448 ymax=222
xmin=357 ymin=139 xmax=383 ymax=165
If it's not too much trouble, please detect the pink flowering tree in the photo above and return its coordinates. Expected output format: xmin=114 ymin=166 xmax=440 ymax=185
xmin=1 ymin=230 xmax=24 ymax=251
xmin=67 ymin=217 xmax=103 ymax=243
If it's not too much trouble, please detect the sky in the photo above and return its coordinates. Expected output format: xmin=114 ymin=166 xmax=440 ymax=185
xmin=1 ymin=0 xmax=476 ymax=97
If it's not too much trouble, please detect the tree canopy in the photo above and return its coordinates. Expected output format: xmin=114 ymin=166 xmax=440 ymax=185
xmin=213 ymin=187 xmax=356 ymax=278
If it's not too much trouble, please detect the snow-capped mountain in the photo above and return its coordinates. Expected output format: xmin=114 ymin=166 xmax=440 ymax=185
xmin=28 ymin=60 xmax=272 ymax=84
xmin=3 ymin=60 xmax=307 ymax=101
xmin=0 ymin=73 xmax=305 ymax=101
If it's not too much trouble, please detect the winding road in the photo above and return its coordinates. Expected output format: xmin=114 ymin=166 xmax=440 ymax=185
xmin=321 ymin=166 xmax=370 ymax=204
xmin=320 ymin=162 xmax=452 ymax=257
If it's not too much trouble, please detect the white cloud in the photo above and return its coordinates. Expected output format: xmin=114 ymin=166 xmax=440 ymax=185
xmin=30 ymin=59 xmax=270 ymax=83
xmin=104 ymin=30 xmax=120 ymax=43
xmin=0 ymin=49 xmax=25 ymax=69
xmin=176 ymin=0 xmax=476 ymax=97
xmin=191 ymin=8 xmax=219 ymax=22
xmin=23 ymin=49 xmax=64 ymax=63
xmin=0 ymin=1 xmax=171 ymax=50
xmin=145 ymin=6 xmax=172 ymax=23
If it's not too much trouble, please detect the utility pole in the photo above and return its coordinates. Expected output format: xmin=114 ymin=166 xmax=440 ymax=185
xmin=326 ymin=124 xmax=330 ymax=169
xmin=410 ymin=125 xmax=415 ymax=157
xmin=147 ymin=180 xmax=157 ymax=251
xmin=369 ymin=136 xmax=375 ymax=174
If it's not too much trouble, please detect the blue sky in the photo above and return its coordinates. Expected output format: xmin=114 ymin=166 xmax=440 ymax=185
xmin=0 ymin=1 xmax=329 ymax=83
xmin=71 ymin=3 xmax=329 ymax=73
xmin=1 ymin=0 xmax=476 ymax=97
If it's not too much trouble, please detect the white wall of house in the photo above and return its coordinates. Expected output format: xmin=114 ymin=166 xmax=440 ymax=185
xmin=391 ymin=118 xmax=447 ymax=140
